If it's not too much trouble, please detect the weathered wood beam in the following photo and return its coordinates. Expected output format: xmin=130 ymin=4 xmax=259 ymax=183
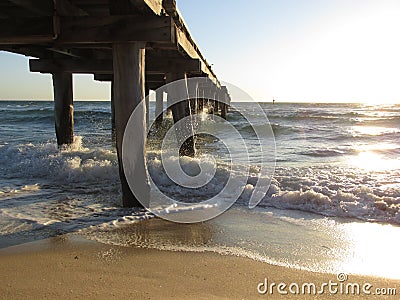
xmin=0 ymin=11 xmax=9 ymax=19
xmin=162 ymin=0 xmax=218 ymax=84
xmin=55 ymin=0 xmax=88 ymax=16
xmin=221 ymin=86 xmax=231 ymax=106
xmin=46 ymin=48 xmax=80 ymax=58
xmin=0 ymin=17 xmax=55 ymax=44
xmin=94 ymin=73 xmax=165 ymax=83
xmin=166 ymin=71 xmax=195 ymax=157
xmin=29 ymin=57 xmax=202 ymax=74
xmin=113 ymin=42 xmax=149 ymax=207
xmin=110 ymin=0 xmax=163 ymax=16
xmin=6 ymin=0 xmax=88 ymax=16
xmin=131 ymin=0 xmax=163 ymax=15
xmin=0 ymin=45 xmax=51 ymax=59
xmin=0 ymin=15 xmax=174 ymax=45
xmin=52 ymin=72 xmax=74 ymax=146
xmin=30 ymin=58 xmax=113 ymax=73
xmin=93 ymin=74 xmax=113 ymax=81
xmin=111 ymin=80 xmax=116 ymax=146
xmin=162 ymin=0 xmax=177 ymax=17
xmin=58 ymin=15 xmax=174 ymax=44
xmin=175 ymin=25 xmax=217 ymax=81
xmin=148 ymin=57 xmax=201 ymax=74
xmin=155 ymin=87 xmax=164 ymax=125
xmin=7 ymin=0 xmax=53 ymax=16
xmin=145 ymin=85 xmax=150 ymax=128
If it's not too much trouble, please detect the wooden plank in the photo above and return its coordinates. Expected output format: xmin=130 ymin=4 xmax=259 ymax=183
xmin=5 ymin=0 xmax=88 ymax=17
xmin=30 ymin=57 xmax=202 ymax=74
xmin=0 ymin=45 xmax=51 ymax=59
xmin=58 ymin=15 xmax=174 ymax=44
xmin=162 ymin=0 xmax=217 ymax=83
xmin=174 ymin=21 xmax=218 ymax=84
xmin=0 ymin=17 xmax=55 ymax=44
xmin=162 ymin=0 xmax=177 ymax=17
xmin=221 ymin=86 xmax=231 ymax=105
xmin=93 ymin=74 xmax=113 ymax=81
xmin=0 ymin=15 xmax=174 ymax=45
xmin=7 ymin=0 xmax=53 ymax=16
xmin=148 ymin=57 xmax=201 ymax=74
xmin=131 ymin=0 xmax=163 ymax=15
xmin=142 ymin=0 xmax=163 ymax=15
xmin=109 ymin=0 xmax=134 ymax=15
xmin=110 ymin=0 xmax=163 ymax=16
xmin=55 ymin=0 xmax=88 ymax=16
xmin=30 ymin=58 xmax=113 ymax=73
xmin=94 ymin=73 xmax=168 ymax=82
xmin=175 ymin=24 xmax=198 ymax=59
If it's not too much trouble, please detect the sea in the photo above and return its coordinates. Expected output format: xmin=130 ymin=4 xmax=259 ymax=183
xmin=1 ymin=100 xmax=399 ymax=279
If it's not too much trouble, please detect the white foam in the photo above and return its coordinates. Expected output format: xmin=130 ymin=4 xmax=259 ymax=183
xmin=1 ymin=138 xmax=399 ymax=243
xmin=261 ymin=168 xmax=400 ymax=224
xmin=0 ymin=136 xmax=118 ymax=186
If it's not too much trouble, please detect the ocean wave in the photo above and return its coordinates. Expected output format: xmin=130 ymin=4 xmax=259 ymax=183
xmin=256 ymin=166 xmax=400 ymax=225
xmin=297 ymin=149 xmax=349 ymax=157
xmin=266 ymin=111 xmax=364 ymax=121
xmin=261 ymin=189 xmax=400 ymax=224
xmin=1 ymin=139 xmax=399 ymax=227
xmin=0 ymin=137 xmax=118 ymax=185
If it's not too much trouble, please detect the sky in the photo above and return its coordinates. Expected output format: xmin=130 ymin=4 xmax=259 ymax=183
xmin=1 ymin=0 xmax=400 ymax=103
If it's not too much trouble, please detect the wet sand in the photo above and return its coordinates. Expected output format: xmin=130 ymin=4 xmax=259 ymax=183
xmin=0 ymin=236 xmax=398 ymax=299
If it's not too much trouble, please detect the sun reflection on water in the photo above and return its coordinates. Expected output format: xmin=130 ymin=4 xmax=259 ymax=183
xmin=349 ymin=151 xmax=400 ymax=171
xmin=337 ymin=222 xmax=400 ymax=279
xmin=348 ymin=140 xmax=400 ymax=171
xmin=350 ymin=126 xmax=399 ymax=136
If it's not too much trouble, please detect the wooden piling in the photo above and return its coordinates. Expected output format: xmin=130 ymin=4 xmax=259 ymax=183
xmin=111 ymin=80 xmax=116 ymax=145
xmin=221 ymin=103 xmax=227 ymax=120
xmin=214 ymin=99 xmax=219 ymax=115
xmin=145 ymin=86 xmax=150 ymax=129
xmin=166 ymin=72 xmax=195 ymax=157
xmin=113 ymin=42 xmax=149 ymax=208
xmin=187 ymin=80 xmax=198 ymax=116
xmin=155 ymin=88 xmax=164 ymax=125
xmin=52 ymin=72 xmax=74 ymax=146
xmin=221 ymin=86 xmax=229 ymax=119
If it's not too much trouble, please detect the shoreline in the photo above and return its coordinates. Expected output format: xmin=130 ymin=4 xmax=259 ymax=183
xmin=0 ymin=236 xmax=398 ymax=299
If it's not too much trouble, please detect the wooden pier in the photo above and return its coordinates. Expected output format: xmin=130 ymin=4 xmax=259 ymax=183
xmin=0 ymin=0 xmax=231 ymax=207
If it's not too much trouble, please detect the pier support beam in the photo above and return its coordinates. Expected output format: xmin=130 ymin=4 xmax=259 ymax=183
xmin=145 ymin=86 xmax=150 ymax=129
xmin=113 ymin=42 xmax=149 ymax=208
xmin=166 ymin=72 xmax=195 ymax=157
xmin=221 ymin=102 xmax=227 ymax=120
xmin=155 ymin=88 xmax=164 ymax=125
xmin=111 ymin=80 xmax=116 ymax=145
xmin=198 ymin=98 xmax=204 ymax=114
xmin=221 ymin=86 xmax=230 ymax=119
xmin=52 ymin=72 xmax=74 ymax=146
xmin=187 ymin=80 xmax=198 ymax=116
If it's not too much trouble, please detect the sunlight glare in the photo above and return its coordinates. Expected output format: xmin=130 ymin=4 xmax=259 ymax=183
xmin=350 ymin=126 xmax=399 ymax=136
xmin=339 ymin=222 xmax=400 ymax=279
xmin=349 ymin=151 xmax=400 ymax=171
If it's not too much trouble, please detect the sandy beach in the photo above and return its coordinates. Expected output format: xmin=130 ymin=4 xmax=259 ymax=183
xmin=0 ymin=236 xmax=398 ymax=300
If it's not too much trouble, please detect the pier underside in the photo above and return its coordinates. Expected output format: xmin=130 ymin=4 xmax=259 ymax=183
xmin=0 ymin=0 xmax=231 ymax=207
